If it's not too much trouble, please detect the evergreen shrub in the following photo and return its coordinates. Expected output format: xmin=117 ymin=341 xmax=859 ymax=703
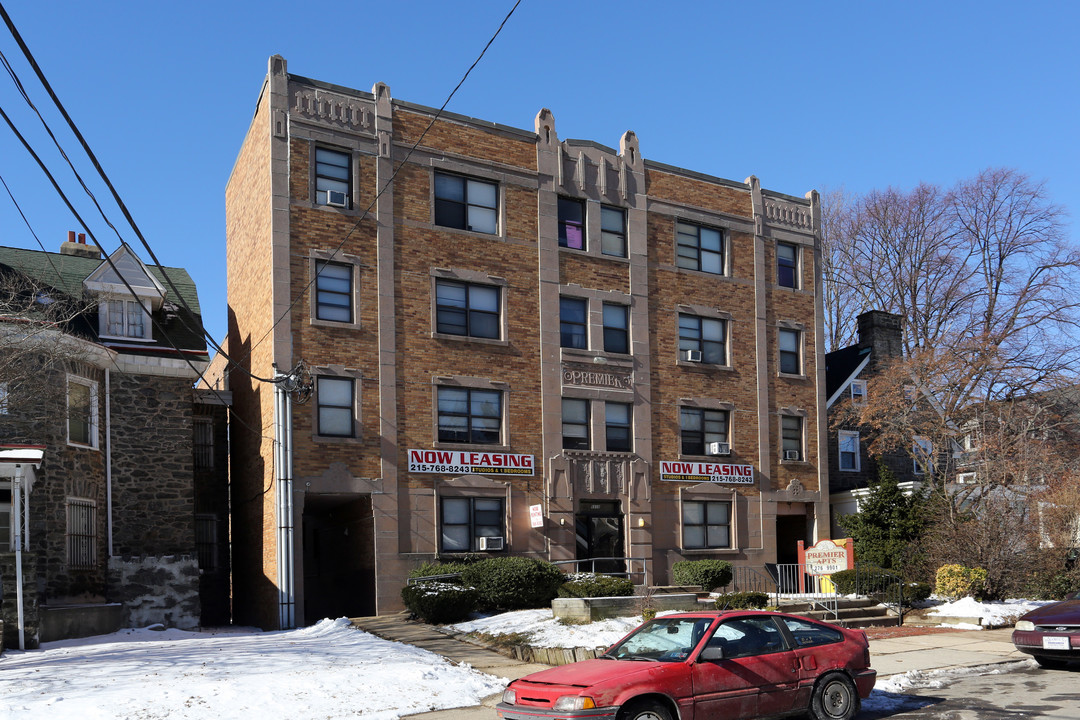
xmin=460 ymin=556 xmax=565 ymax=610
xmin=671 ymin=559 xmax=733 ymax=591
xmin=401 ymin=581 xmax=480 ymax=624
xmin=557 ymin=573 xmax=635 ymax=598
xmin=935 ymin=564 xmax=988 ymax=600
xmin=714 ymin=591 xmax=769 ymax=610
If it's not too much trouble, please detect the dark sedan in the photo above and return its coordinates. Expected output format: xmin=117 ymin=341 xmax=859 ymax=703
xmin=1012 ymin=591 xmax=1080 ymax=668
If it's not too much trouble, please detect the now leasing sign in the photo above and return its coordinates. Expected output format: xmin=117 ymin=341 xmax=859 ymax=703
xmin=659 ymin=461 xmax=755 ymax=484
xmin=407 ymin=449 xmax=534 ymax=476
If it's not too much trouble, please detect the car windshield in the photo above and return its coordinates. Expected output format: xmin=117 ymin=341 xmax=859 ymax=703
xmin=606 ymin=617 xmax=714 ymax=662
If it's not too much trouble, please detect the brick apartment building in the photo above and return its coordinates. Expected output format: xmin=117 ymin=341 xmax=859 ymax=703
xmin=226 ymin=55 xmax=829 ymax=628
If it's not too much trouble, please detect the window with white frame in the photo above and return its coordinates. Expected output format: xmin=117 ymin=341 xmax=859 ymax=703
xmin=440 ymin=496 xmax=505 ymax=552
xmin=558 ymin=197 xmax=585 ymax=250
xmin=600 ymin=205 xmax=627 ymax=257
xmin=437 ymin=387 xmax=502 ymax=445
xmin=317 ymin=376 xmax=355 ymax=438
xmin=562 ymin=398 xmax=590 ymax=450
xmin=850 ymin=379 xmax=867 ymax=403
xmin=956 ymin=472 xmax=977 ymax=484
xmin=678 ymin=314 xmax=726 ymax=365
xmin=779 ymin=328 xmax=801 ymax=375
xmin=196 ymin=514 xmax=218 ymax=571
xmin=781 ymin=415 xmax=803 ymax=461
xmin=680 ymin=407 xmax=729 ymax=456
xmin=435 ymin=279 xmax=500 ymax=339
xmin=315 ymin=147 xmax=351 ymax=207
xmin=682 ymin=500 xmax=732 ymax=549
xmin=602 ymin=303 xmax=629 ymax=354
xmin=434 ymin=172 xmax=498 ymax=234
xmin=606 ymin=402 xmax=632 ymax=452
xmin=315 ymin=261 xmax=353 ymax=323
xmin=101 ymin=299 xmax=149 ymax=339
xmin=68 ymin=377 xmax=98 ymax=448
xmin=194 ymin=417 xmax=214 ymax=470
xmin=913 ymin=436 xmax=933 ymax=474
xmin=67 ymin=497 xmax=97 ymax=568
xmin=676 ymin=221 xmax=724 ymax=274
xmin=838 ymin=430 xmax=860 ymax=471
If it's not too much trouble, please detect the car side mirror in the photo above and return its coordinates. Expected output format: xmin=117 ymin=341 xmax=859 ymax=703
xmin=698 ymin=646 xmax=725 ymax=662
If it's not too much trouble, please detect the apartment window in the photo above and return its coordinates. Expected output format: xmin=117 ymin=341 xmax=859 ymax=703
xmin=850 ymin=379 xmax=867 ymax=403
xmin=434 ymin=172 xmax=498 ymax=234
xmin=68 ymin=377 xmax=98 ymax=447
xmin=0 ymin=499 xmax=11 ymax=552
xmin=315 ymin=147 xmax=350 ymax=207
xmin=195 ymin=514 xmax=218 ymax=572
xmin=67 ymin=497 xmax=97 ymax=568
xmin=838 ymin=430 xmax=860 ymax=471
xmin=913 ymin=436 xmax=933 ymax=475
xmin=601 ymin=205 xmax=627 ymax=257
xmin=0 ymin=381 xmax=8 ymax=414
xmin=102 ymin=299 xmax=148 ymax=339
xmin=679 ymin=314 xmax=726 ymax=365
xmin=682 ymin=500 xmax=731 ymax=549
xmin=194 ymin=417 xmax=214 ymax=470
xmin=680 ymin=407 xmax=729 ymax=456
xmin=437 ymin=387 xmax=502 ymax=444
xmin=560 ymin=297 xmax=587 ymax=349
xmin=315 ymin=261 xmax=353 ymax=323
xmin=777 ymin=242 xmax=798 ymax=288
xmin=782 ymin=416 xmax=803 ymax=461
xmin=562 ymin=398 xmax=590 ymax=450
xmin=441 ymin=496 xmax=505 ymax=553
xmin=558 ymin=197 xmax=585 ymax=250
xmin=603 ymin=303 xmax=629 ymax=354
xmin=676 ymin=221 xmax=724 ymax=274
xmin=605 ymin=402 xmax=632 ymax=452
xmin=435 ymin=279 xmax=500 ymax=339
xmin=317 ymin=377 xmax=355 ymax=437
xmin=779 ymin=328 xmax=801 ymax=375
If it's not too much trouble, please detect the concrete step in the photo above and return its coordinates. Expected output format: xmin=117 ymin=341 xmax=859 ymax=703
xmin=777 ymin=597 xmax=879 ymax=614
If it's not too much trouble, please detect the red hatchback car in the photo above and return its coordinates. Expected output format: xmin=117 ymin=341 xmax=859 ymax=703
xmin=496 ymin=610 xmax=876 ymax=720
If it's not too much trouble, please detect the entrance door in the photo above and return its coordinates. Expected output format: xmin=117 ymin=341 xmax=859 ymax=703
xmin=302 ymin=495 xmax=375 ymax=625
xmin=575 ymin=500 xmax=625 ymax=574
xmin=775 ymin=514 xmax=808 ymax=593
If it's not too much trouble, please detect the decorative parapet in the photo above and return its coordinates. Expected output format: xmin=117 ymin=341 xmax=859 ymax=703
xmin=547 ymin=452 xmax=650 ymax=502
xmin=763 ymin=197 xmax=813 ymax=232
xmin=292 ymin=88 xmax=375 ymax=133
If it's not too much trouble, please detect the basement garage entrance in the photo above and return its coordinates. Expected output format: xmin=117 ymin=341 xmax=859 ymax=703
xmin=302 ymin=495 xmax=375 ymax=625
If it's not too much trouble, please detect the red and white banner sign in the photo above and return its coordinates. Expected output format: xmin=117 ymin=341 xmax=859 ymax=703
xmin=407 ymin=449 xmax=534 ymax=476
xmin=659 ymin=461 xmax=755 ymax=484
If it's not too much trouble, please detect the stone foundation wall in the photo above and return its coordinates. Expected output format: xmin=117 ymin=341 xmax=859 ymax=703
xmin=0 ymin=552 xmax=41 ymax=649
xmin=107 ymin=555 xmax=200 ymax=629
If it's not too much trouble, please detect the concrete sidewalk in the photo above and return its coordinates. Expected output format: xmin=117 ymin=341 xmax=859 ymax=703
xmin=351 ymin=614 xmax=1030 ymax=720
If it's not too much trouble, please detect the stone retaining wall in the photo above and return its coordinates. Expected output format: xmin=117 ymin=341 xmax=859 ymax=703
xmin=107 ymin=555 xmax=200 ymax=629
xmin=0 ymin=552 xmax=40 ymax=649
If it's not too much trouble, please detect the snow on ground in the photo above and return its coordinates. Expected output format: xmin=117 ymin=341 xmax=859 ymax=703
xmin=450 ymin=608 xmax=653 ymax=649
xmin=0 ymin=618 xmax=506 ymax=720
xmin=927 ymin=597 xmax=1053 ymax=627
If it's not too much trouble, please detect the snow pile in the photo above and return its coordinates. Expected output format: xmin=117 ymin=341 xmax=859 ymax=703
xmin=0 ymin=618 xmax=506 ymax=720
xmin=451 ymin=608 xmax=645 ymax=649
xmin=928 ymin=597 xmax=1052 ymax=627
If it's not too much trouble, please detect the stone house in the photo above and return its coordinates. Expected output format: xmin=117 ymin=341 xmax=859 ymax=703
xmin=0 ymin=237 xmax=229 ymax=648
xmin=226 ymin=56 xmax=829 ymax=629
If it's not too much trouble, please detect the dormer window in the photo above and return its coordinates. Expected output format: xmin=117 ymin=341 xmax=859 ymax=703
xmin=103 ymin=299 xmax=149 ymax=339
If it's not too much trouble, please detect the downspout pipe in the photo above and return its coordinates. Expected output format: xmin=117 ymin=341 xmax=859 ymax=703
xmin=106 ymin=368 xmax=113 ymax=557
xmin=13 ymin=464 xmax=25 ymax=650
xmin=274 ymin=382 xmax=295 ymax=629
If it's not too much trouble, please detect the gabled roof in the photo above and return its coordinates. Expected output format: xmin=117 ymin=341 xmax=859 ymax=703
xmin=84 ymin=244 xmax=167 ymax=308
xmin=825 ymin=344 xmax=871 ymax=407
xmin=0 ymin=245 xmax=207 ymax=357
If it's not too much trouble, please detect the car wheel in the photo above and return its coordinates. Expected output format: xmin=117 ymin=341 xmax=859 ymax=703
xmin=808 ymin=672 xmax=859 ymax=720
xmin=618 ymin=699 xmax=673 ymax=720
xmin=1034 ymin=655 xmax=1069 ymax=670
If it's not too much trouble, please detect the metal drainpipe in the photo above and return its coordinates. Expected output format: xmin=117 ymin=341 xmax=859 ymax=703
xmin=13 ymin=464 xmax=25 ymax=650
xmin=274 ymin=382 xmax=295 ymax=629
xmin=106 ymin=368 xmax=113 ymax=557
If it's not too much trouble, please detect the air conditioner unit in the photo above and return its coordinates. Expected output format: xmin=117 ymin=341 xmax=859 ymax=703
xmin=478 ymin=536 xmax=504 ymax=551
xmin=326 ymin=190 xmax=349 ymax=208
xmin=682 ymin=349 xmax=703 ymax=362
xmin=706 ymin=442 xmax=731 ymax=456
xmin=783 ymin=450 xmax=801 ymax=461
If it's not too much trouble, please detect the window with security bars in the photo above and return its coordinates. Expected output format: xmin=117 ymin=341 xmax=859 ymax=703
xmin=682 ymin=500 xmax=731 ymax=549
xmin=196 ymin=514 xmax=218 ymax=571
xmin=67 ymin=497 xmax=97 ymax=568
xmin=194 ymin=417 xmax=214 ymax=470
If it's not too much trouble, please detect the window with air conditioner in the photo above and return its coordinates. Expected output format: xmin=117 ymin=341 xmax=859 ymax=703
xmin=440 ymin=496 xmax=505 ymax=553
xmin=680 ymin=407 xmax=729 ymax=456
xmin=706 ymin=441 xmax=731 ymax=456
xmin=679 ymin=314 xmax=726 ymax=365
xmin=781 ymin=415 xmax=803 ymax=461
xmin=315 ymin=147 xmax=350 ymax=208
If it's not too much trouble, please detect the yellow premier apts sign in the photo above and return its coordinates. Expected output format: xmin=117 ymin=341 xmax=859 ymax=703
xmin=408 ymin=449 xmax=535 ymax=475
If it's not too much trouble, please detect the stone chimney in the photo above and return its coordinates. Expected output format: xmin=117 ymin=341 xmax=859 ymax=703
xmin=856 ymin=311 xmax=903 ymax=364
xmin=60 ymin=230 xmax=101 ymax=259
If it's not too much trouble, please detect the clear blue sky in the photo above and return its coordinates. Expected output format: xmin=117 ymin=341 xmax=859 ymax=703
xmin=1 ymin=0 xmax=1077 ymax=345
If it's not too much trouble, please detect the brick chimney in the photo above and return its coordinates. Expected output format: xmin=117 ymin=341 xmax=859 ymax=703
xmin=60 ymin=230 xmax=101 ymax=259
xmin=856 ymin=311 xmax=903 ymax=365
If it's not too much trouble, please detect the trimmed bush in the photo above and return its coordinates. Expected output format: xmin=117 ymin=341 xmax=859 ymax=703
xmin=905 ymin=582 xmax=932 ymax=604
xmin=401 ymin=581 xmax=480 ymax=624
xmin=829 ymin=568 xmax=862 ymax=596
xmin=558 ymin=573 xmax=634 ymax=598
xmin=715 ymin=591 xmax=769 ymax=610
xmin=408 ymin=559 xmax=477 ymax=581
xmin=460 ymin=556 xmax=565 ymax=610
xmin=671 ymin=559 xmax=733 ymax=591
xmin=935 ymin=564 xmax=988 ymax=600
